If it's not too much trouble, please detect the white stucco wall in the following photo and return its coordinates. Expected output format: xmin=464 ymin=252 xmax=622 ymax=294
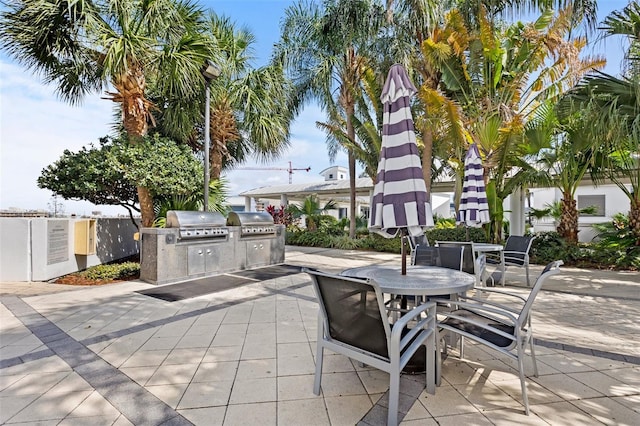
xmin=529 ymin=184 xmax=630 ymax=242
xmin=0 ymin=217 xmax=140 ymax=282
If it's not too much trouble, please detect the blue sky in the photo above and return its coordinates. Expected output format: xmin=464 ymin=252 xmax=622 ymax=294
xmin=0 ymin=0 xmax=631 ymax=216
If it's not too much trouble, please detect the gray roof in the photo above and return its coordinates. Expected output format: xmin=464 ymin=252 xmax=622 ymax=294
xmin=240 ymin=178 xmax=374 ymax=200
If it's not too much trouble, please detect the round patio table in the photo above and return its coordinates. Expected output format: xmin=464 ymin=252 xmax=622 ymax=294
xmin=340 ymin=264 xmax=474 ymax=296
xmin=473 ymin=243 xmax=506 ymax=286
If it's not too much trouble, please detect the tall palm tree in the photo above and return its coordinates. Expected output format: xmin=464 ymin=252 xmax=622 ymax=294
xmin=435 ymin=6 xmax=604 ymax=241
xmin=533 ymin=103 xmax=595 ymax=243
xmin=275 ymin=0 xmax=385 ymax=238
xmin=146 ymin=13 xmax=294 ymax=182
xmin=1 ymin=0 xmax=215 ymax=227
xmin=560 ymin=1 xmax=640 ymax=244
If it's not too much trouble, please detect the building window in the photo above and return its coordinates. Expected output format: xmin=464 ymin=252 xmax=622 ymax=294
xmin=360 ymin=206 xmax=370 ymax=220
xmin=328 ymin=174 xmax=334 ymax=179
xmin=577 ymin=194 xmax=605 ymax=216
xmin=338 ymin=208 xmax=347 ymax=219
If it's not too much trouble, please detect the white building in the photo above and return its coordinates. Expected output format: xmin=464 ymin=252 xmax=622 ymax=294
xmin=238 ymin=165 xmax=453 ymax=224
xmin=530 ymin=183 xmax=630 ymax=242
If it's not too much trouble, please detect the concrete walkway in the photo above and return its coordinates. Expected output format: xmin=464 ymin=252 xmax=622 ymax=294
xmin=1 ymin=246 xmax=639 ymax=425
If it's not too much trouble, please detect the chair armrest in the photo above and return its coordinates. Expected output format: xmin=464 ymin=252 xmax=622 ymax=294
xmin=391 ymin=301 xmax=436 ymax=351
xmin=431 ymin=298 xmax=519 ymax=326
xmin=457 ymin=294 xmax=521 ymax=314
xmin=472 ymin=287 xmax=528 ymax=303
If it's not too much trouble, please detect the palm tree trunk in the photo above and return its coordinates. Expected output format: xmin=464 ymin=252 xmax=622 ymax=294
xmin=114 ymin=67 xmax=155 ymax=227
xmin=558 ymin=195 xmax=579 ymax=244
xmin=630 ymin=194 xmax=640 ymax=246
xmin=211 ymin=143 xmax=223 ymax=180
xmin=421 ymin=129 xmax=433 ymax=198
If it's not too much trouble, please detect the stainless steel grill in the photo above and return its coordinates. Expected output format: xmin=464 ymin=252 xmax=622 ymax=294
xmin=226 ymin=211 xmax=276 ymax=237
xmin=166 ymin=210 xmax=229 ymax=240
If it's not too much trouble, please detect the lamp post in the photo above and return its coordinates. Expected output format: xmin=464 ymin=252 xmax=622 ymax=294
xmin=201 ymin=59 xmax=221 ymax=211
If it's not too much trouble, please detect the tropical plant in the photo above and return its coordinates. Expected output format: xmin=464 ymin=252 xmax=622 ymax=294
xmin=165 ymin=14 xmax=294 ymax=180
xmin=0 ymin=0 xmax=217 ymax=227
xmin=37 ymin=137 xmax=139 ymax=218
xmin=432 ymin=6 xmax=604 ymax=242
xmin=286 ymin=195 xmax=338 ymax=232
xmin=592 ymin=213 xmax=640 ymax=268
xmin=532 ymin=105 xmax=597 ymax=243
xmin=265 ymin=204 xmax=299 ymax=228
xmin=560 ymin=1 xmax=640 ymax=245
xmin=38 ymin=135 xmax=202 ymax=224
xmin=275 ymin=0 xmax=385 ymax=238
xmin=152 ymin=179 xmax=229 ymax=227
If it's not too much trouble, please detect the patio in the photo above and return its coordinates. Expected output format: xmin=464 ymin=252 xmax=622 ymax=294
xmin=1 ymin=246 xmax=639 ymax=425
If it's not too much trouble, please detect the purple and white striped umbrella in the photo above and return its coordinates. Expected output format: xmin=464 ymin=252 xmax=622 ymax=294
xmin=457 ymin=143 xmax=490 ymax=227
xmin=369 ymin=64 xmax=434 ymax=239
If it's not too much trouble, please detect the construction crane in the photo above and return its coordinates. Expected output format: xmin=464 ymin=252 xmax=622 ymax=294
xmin=237 ymin=161 xmax=311 ymax=184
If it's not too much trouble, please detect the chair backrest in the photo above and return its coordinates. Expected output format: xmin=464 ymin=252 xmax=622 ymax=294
xmin=305 ymin=268 xmax=390 ymax=358
xmin=503 ymin=235 xmax=535 ymax=265
xmin=517 ymin=260 xmax=563 ymax=328
xmin=414 ymin=245 xmax=463 ymax=271
xmin=435 ymin=241 xmax=475 ymax=274
xmin=407 ymin=234 xmax=430 ymax=251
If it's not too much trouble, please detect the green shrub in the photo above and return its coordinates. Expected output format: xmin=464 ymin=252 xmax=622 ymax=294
xmin=357 ymin=233 xmax=402 ymax=253
xmin=425 ymin=227 xmax=488 ymax=244
xmin=318 ymin=215 xmax=345 ymax=236
xmin=79 ymin=262 xmax=140 ymax=280
xmin=530 ymin=232 xmax=581 ymax=264
xmin=330 ymin=235 xmax=362 ymax=250
xmin=286 ymin=230 xmax=333 ymax=247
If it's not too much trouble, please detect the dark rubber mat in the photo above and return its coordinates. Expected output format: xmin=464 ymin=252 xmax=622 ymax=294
xmin=137 ymin=264 xmax=303 ymax=302
xmin=231 ymin=264 xmax=302 ymax=280
xmin=137 ymin=275 xmax=252 ymax=302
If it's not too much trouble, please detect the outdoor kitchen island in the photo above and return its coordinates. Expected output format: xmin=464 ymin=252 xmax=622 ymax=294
xmin=139 ymin=211 xmax=285 ymax=285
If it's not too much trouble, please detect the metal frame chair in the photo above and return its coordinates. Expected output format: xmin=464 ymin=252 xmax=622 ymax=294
xmin=304 ymin=268 xmax=437 ymax=426
xmin=433 ymin=260 xmax=563 ymax=415
xmin=412 ymin=245 xmax=464 ymax=270
xmin=408 ymin=234 xmax=430 ymax=265
xmin=434 ymin=241 xmax=476 ymax=274
xmin=488 ymin=235 xmax=536 ymax=286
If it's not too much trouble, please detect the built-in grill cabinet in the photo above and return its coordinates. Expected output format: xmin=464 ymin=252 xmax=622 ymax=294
xmin=140 ymin=210 xmax=285 ymax=285
xmin=227 ymin=212 xmax=284 ymax=269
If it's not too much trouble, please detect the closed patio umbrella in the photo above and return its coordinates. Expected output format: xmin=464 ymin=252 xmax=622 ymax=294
xmin=369 ymin=64 xmax=433 ymax=274
xmin=457 ymin=143 xmax=490 ymax=230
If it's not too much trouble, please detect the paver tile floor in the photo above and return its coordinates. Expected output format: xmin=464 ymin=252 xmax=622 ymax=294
xmin=1 ymin=246 xmax=639 ymax=425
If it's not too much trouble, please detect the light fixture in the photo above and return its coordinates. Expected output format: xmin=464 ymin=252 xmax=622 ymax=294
xmin=201 ymin=59 xmax=221 ymax=81
xmin=201 ymin=59 xmax=221 ymax=211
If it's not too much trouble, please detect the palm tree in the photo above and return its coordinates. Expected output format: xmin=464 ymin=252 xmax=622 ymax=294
xmin=560 ymin=1 xmax=640 ymax=245
xmin=533 ymin=104 xmax=595 ymax=243
xmin=142 ymin=12 xmax=294 ymax=183
xmin=275 ymin=0 xmax=385 ymax=238
xmin=316 ymin=66 xmax=383 ymax=183
xmin=434 ymin=6 xmax=604 ymax=241
xmin=1 ymin=0 xmax=215 ymax=227
xmin=287 ymin=195 xmax=338 ymax=231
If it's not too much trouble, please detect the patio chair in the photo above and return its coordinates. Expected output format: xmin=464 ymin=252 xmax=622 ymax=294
xmin=408 ymin=234 xmax=430 ymax=265
xmin=488 ymin=235 xmax=536 ymax=286
xmin=433 ymin=260 xmax=563 ymax=415
xmin=413 ymin=245 xmax=464 ymax=270
xmin=434 ymin=241 xmax=476 ymax=274
xmin=304 ymin=268 xmax=437 ymax=426
xmin=474 ymin=253 xmax=495 ymax=287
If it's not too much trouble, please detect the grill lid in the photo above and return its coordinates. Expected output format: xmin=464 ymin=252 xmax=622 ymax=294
xmin=226 ymin=211 xmax=274 ymax=227
xmin=166 ymin=210 xmax=226 ymax=228
xmin=166 ymin=210 xmax=228 ymax=240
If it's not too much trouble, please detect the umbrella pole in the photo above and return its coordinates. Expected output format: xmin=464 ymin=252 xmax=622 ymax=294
xmin=401 ymin=230 xmax=407 ymax=275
